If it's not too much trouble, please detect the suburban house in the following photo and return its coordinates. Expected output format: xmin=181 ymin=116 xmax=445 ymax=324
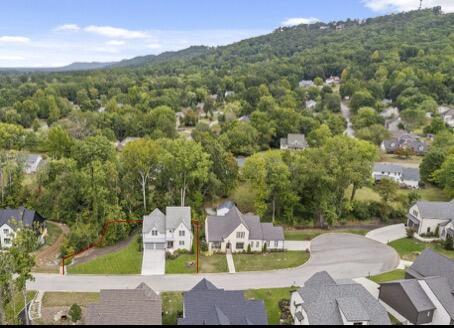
xmin=305 ymin=100 xmax=317 ymax=110
xmin=299 ymin=80 xmax=314 ymax=88
xmin=407 ymin=200 xmax=454 ymax=239
xmin=86 ymin=283 xmax=162 ymax=325
xmin=290 ymin=271 xmax=390 ymax=325
xmin=381 ymin=132 xmax=428 ymax=155
xmin=439 ymin=106 xmax=454 ymax=128
xmin=372 ymin=163 xmax=420 ymax=189
xmin=325 ymin=76 xmax=341 ymax=85
xmin=178 ymin=279 xmax=268 ymax=325
xmin=378 ymin=250 xmax=454 ymax=325
xmin=24 ymin=154 xmax=43 ymax=174
xmin=280 ymin=134 xmax=308 ymax=150
xmin=205 ymin=206 xmax=284 ymax=254
xmin=235 ymin=156 xmax=247 ymax=169
xmin=0 ymin=207 xmax=46 ymax=249
xmin=216 ymin=200 xmax=235 ymax=216
xmin=142 ymin=207 xmax=193 ymax=253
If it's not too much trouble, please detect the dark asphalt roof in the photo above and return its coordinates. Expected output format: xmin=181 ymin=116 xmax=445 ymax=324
xmin=85 ymin=283 xmax=162 ymax=325
xmin=0 ymin=207 xmax=45 ymax=231
xmin=297 ymin=271 xmax=390 ymax=325
xmin=381 ymin=279 xmax=436 ymax=312
xmin=178 ymin=279 xmax=268 ymax=325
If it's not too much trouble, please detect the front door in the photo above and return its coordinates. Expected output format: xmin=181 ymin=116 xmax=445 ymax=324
xmin=167 ymin=241 xmax=174 ymax=249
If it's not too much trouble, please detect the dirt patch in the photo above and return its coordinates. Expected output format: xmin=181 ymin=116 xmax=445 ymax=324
xmin=33 ymin=222 xmax=69 ymax=273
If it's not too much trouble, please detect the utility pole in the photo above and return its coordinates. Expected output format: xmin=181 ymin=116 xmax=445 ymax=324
xmin=419 ymin=0 xmax=423 ymax=10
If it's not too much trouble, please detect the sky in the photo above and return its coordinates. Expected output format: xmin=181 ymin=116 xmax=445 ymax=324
xmin=0 ymin=0 xmax=452 ymax=67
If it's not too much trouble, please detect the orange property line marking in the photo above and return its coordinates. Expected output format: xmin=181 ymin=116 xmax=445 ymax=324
xmin=61 ymin=219 xmax=201 ymax=274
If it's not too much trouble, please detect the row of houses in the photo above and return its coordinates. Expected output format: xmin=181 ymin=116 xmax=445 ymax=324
xmin=142 ymin=204 xmax=285 ymax=255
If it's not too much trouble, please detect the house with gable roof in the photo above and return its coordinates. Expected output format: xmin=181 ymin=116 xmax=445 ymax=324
xmin=142 ymin=206 xmax=193 ymax=253
xmin=290 ymin=271 xmax=390 ymax=325
xmin=205 ymin=206 xmax=284 ymax=254
xmin=378 ymin=250 xmax=454 ymax=325
xmin=407 ymin=200 xmax=454 ymax=240
xmin=178 ymin=278 xmax=268 ymax=325
xmin=280 ymin=134 xmax=308 ymax=151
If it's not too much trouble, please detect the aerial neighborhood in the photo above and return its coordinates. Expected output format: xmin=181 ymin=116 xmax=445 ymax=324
xmin=0 ymin=3 xmax=454 ymax=327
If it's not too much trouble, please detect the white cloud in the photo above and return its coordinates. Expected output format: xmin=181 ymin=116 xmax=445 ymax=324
xmin=84 ymin=25 xmax=149 ymax=39
xmin=106 ymin=40 xmax=126 ymax=46
xmin=362 ymin=0 xmax=454 ymax=12
xmin=54 ymin=24 xmax=80 ymax=32
xmin=146 ymin=43 xmax=162 ymax=49
xmin=281 ymin=17 xmax=320 ymax=27
xmin=0 ymin=55 xmax=25 ymax=61
xmin=0 ymin=36 xmax=30 ymax=44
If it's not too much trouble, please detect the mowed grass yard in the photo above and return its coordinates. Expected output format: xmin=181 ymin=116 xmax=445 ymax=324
xmin=369 ymin=269 xmax=406 ymax=284
xmin=284 ymin=228 xmax=368 ymax=241
xmin=42 ymin=292 xmax=100 ymax=307
xmin=68 ymin=236 xmax=142 ymax=274
xmin=162 ymin=288 xmax=294 ymax=325
xmin=233 ymin=251 xmax=309 ymax=272
xmin=389 ymin=238 xmax=454 ymax=261
xmin=166 ymin=254 xmax=228 ymax=274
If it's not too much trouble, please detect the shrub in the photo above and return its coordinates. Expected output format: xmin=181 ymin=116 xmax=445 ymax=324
xmin=69 ymin=304 xmax=82 ymax=323
xmin=406 ymin=228 xmax=415 ymax=239
xmin=443 ymin=235 xmax=453 ymax=251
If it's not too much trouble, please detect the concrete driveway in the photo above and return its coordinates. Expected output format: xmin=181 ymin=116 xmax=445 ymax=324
xmin=141 ymin=249 xmax=165 ymax=275
xmin=28 ymin=233 xmax=399 ymax=293
xmin=366 ymin=224 xmax=407 ymax=244
xmin=285 ymin=240 xmax=310 ymax=251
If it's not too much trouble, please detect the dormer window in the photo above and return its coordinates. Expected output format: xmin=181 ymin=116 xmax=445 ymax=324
xmin=151 ymin=230 xmax=158 ymax=236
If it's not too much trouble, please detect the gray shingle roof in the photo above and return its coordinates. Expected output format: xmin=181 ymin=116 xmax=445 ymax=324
xmin=206 ymin=207 xmax=284 ymax=242
xmin=424 ymin=276 xmax=454 ymax=320
xmin=297 ymin=271 xmax=390 ymax=325
xmin=415 ymin=201 xmax=454 ymax=221
xmin=281 ymin=134 xmax=308 ymax=149
xmin=382 ymin=279 xmax=436 ymax=312
xmin=178 ymin=279 xmax=268 ymax=325
xmin=0 ymin=207 xmax=45 ymax=231
xmin=382 ymin=133 xmax=428 ymax=154
xmin=85 ymin=283 xmax=162 ymax=325
xmin=373 ymin=163 xmax=420 ymax=182
xmin=407 ymin=249 xmax=454 ymax=290
xmin=143 ymin=207 xmax=191 ymax=235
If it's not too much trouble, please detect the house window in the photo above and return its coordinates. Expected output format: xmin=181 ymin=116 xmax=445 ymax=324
xmin=236 ymin=243 xmax=244 ymax=250
xmin=4 ymin=238 xmax=11 ymax=245
xmin=427 ymin=227 xmax=431 ymax=233
xmin=179 ymin=230 xmax=185 ymax=237
xmin=151 ymin=230 xmax=158 ymax=236
xmin=212 ymin=242 xmax=221 ymax=249
xmin=3 ymin=229 xmax=9 ymax=234
xmin=270 ymin=241 xmax=275 ymax=248
xmin=256 ymin=241 xmax=260 ymax=248
xmin=413 ymin=210 xmax=418 ymax=216
xmin=179 ymin=241 xmax=185 ymax=246
xmin=236 ymin=232 xmax=245 ymax=239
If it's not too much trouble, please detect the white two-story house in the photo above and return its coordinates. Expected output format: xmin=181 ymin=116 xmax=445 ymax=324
xmin=205 ymin=206 xmax=284 ymax=254
xmin=142 ymin=207 xmax=193 ymax=253
xmin=0 ymin=207 xmax=46 ymax=249
xmin=373 ymin=163 xmax=420 ymax=189
xmin=407 ymin=200 xmax=454 ymax=239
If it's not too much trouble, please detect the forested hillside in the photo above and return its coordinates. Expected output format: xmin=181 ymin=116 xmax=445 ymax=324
xmin=0 ymin=8 xmax=453 ymax=254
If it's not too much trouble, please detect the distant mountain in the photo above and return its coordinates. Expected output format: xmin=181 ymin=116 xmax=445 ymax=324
xmin=0 ymin=46 xmax=211 ymax=73
xmin=110 ymin=46 xmax=211 ymax=68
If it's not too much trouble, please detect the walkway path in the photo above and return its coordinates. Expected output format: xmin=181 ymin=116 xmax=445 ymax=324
xmin=226 ymin=251 xmax=236 ymax=273
xmin=341 ymin=101 xmax=355 ymax=138
xmin=28 ymin=233 xmax=399 ymax=293
xmin=285 ymin=241 xmax=311 ymax=251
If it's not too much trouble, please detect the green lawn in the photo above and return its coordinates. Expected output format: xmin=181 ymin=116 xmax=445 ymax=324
xmin=233 ymin=251 xmax=309 ymax=272
xmin=244 ymin=288 xmax=295 ymax=325
xmin=379 ymin=153 xmax=423 ymax=165
xmin=162 ymin=292 xmax=183 ymax=325
xmin=369 ymin=269 xmax=405 ymax=284
xmin=45 ymin=221 xmax=63 ymax=246
xmin=5 ymin=290 xmax=37 ymax=324
xmin=166 ymin=254 xmax=227 ymax=274
xmin=162 ymin=287 xmax=294 ymax=325
xmin=68 ymin=236 xmax=142 ymax=274
xmin=398 ymin=185 xmax=450 ymax=202
xmin=389 ymin=238 xmax=454 ymax=261
xmin=284 ymin=228 xmax=368 ymax=241
xmin=42 ymin=292 xmax=100 ymax=307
